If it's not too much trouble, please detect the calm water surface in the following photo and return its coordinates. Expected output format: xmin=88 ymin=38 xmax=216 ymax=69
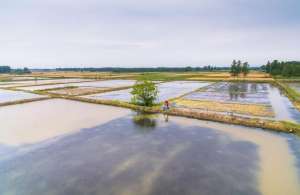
xmin=184 ymin=82 xmax=300 ymax=122
xmin=185 ymin=82 xmax=270 ymax=104
xmin=0 ymin=79 xmax=91 ymax=88
xmin=0 ymin=89 xmax=45 ymax=103
xmin=84 ymin=81 xmax=211 ymax=103
xmin=0 ymin=99 xmax=299 ymax=195
xmin=18 ymin=80 xmax=135 ymax=91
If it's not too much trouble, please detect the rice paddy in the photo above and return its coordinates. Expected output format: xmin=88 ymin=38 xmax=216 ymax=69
xmin=83 ymin=81 xmax=212 ymax=103
xmin=0 ymin=89 xmax=46 ymax=104
xmin=17 ymin=79 xmax=136 ymax=91
xmin=0 ymin=72 xmax=300 ymax=195
xmin=0 ymin=78 xmax=91 ymax=88
xmin=0 ymin=99 xmax=299 ymax=195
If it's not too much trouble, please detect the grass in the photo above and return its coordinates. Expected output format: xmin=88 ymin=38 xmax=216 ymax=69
xmin=174 ymin=99 xmax=274 ymax=117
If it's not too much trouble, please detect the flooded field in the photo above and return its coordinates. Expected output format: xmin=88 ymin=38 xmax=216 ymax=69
xmin=48 ymin=87 xmax=108 ymax=96
xmin=0 ymin=99 xmax=299 ymax=195
xmin=185 ymin=82 xmax=270 ymax=104
xmin=83 ymin=81 xmax=211 ymax=103
xmin=181 ymin=82 xmax=300 ymax=122
xmin=17 ymin=79 xmax=135 ymax=91
xmin=0 ymin=89 xmax=45 ymax=104
xmin=0 ymin=78 xmax=91 ymax=88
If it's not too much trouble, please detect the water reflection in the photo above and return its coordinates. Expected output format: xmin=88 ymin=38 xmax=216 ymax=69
xmin=0 ymin=116 xmax=260 ymax=195
xmin=132 ymin=112 xmax=157 ymax=129
xmin=186 ymin=82 xmax=270 ymax=104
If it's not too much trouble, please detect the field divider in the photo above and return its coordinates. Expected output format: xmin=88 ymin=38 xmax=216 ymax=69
xmin=59 ymin=95 xmax=300 ymax=136
xmin=0 ymin=97 xmax=51 ymax=107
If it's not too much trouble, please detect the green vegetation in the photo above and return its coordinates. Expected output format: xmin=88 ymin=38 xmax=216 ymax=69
xmin=262 ymin=60 xmax=300 ymax=77
xmin=131 ymin=80 xmax=158 ymax=106
xmin=0 ymin=66 xmax=31 ymax=74
xmin=0 ymin=66 xmax=11 ymax=73
xmin=230 ymin=60 xmax=250 ymax=76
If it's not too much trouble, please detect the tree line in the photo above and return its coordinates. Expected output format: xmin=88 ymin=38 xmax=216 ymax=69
xmin=261 ymin=60 xmax=300 ymax=77
xmin=0 ymin=66 xmax=31 ymax=74
xmin=230 ymin=60 xmax=250 ymax=76
xmin=55 ymin=66 xmax=229 ymax=72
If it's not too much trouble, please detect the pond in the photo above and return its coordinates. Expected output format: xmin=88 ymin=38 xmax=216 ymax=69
xmin=0 ymin=99 xmax=299 ymax=195
xmin=17 ymin=80 xmax=136 ymax=91
xmin=83 ymin=81 xmax=212 ymax=103
xmin=0 ymin=89 xmax=45 ymax=104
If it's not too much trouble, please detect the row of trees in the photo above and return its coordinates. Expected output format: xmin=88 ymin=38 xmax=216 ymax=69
xmin=262 ymin=60 xmax=300 ymax=77
xmin=56 ymin=66 xmax=229 ymax=72
xmin=230 ymin=60 xmax=250 ymax=76
xmin=0 ymin=66 xmax=31 ymax=74
xmin=0 ymin=66 xmax=11 ymax=73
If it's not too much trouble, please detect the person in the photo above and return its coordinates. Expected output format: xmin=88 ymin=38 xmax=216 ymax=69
xmin=165 ymin=100 xmax=169 ymax=110
xmin=163 ymin=100 xmax=169 ymax=111
xmin=163 ymin=100 xmax=170 ymax=122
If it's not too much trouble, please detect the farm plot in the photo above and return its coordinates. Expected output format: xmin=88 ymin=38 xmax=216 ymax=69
xmin=176 ymin=82 xmax=273 ymax=118
xmin=17 ymin=80 xmax=136 ymax=92
xmin=48 ymin=87 xmax=111 ymax=96
xmin=176 ymin=82 xmax=300 ymax=122
xmin=0 ymin=89 xmax=46 ymax=105
xmin=0 ymin=78 xmax=91 ymax=88
xmin=185 ymin=82 xmax=270 ymax=104
xmin=82 ymin=81 xmax=212 ymax=103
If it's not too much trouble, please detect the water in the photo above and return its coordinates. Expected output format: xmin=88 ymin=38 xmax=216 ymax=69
xmin=267 ymin=85 xmax=300 ymax=123
xmin=185 ymin=82 xmax=270 ymax=105
xmin=184 ymin=82 xmax=300 ymax=123
xmin=83 ymin=81 xmax=212 ymax=103
xmin=0 ymin=79 xmax=91 ymax=88
xmin=17 ymin=80 xmax=136 ymax=91
xmin=0 ymin=89 xmax=45 ymax=104
xmin=0 ymin=99 xmax=299 ymax=195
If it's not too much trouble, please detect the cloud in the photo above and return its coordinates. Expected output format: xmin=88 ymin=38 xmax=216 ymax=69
xmin=0 ymin=0 xmax=299 ymax=67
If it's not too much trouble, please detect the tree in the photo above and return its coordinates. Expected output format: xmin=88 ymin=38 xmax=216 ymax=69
xmin=266 ymin=61 xmax=271 ymax=73
xmin=131 ymin=80 xmax=158 ymax=106
xmin=230 ymin=60 xmax=238 ymax=76
xmin=237 ymin=60 xmax=242 ymax=75
xmin=242 ymin=62 xmax=250 ymax=76
xmin=260 ymin=60 xmax=300 ymax=77
xmin=0 ymin=66 xmax=11 ymax=73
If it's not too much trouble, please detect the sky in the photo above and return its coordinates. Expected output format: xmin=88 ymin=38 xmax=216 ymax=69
xmin=1 ymin=0 xmax=300 ymax=68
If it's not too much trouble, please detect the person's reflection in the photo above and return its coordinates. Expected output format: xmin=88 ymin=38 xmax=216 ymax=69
xmin=163 ymin=113 xmax=169 ymax=122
